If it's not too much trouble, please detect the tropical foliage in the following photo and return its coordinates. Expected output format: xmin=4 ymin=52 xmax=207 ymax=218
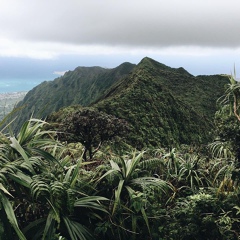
xmin=1 ymin=112 xmax=240 ymax=239
xmin=0 ymin=119 xmax=108 ymax=239
xmin=0 ymin=62 xmax=240 ymax=239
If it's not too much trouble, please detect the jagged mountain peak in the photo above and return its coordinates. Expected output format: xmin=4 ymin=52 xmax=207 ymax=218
xmin=138 ymin=57 xmax=171 ymax=70
xmin=138 ymin=57 xmax=193 ymax=77
xmin=176 ymin=67 xmax=193 ymax=76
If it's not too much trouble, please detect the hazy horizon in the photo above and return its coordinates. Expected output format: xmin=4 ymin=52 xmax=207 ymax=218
xmin=0 ymin=0 xmax=240 ymax=86
xmin=0 ymin=77 xmax=46 ymax=93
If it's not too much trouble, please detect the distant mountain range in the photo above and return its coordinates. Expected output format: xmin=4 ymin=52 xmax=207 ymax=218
xmin=13 ymin=57 xmax=229 ymax=148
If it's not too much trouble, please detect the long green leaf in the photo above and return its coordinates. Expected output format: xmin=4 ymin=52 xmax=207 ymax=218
xmin=97 ymin=169 xmax=117 ymax=182
xmin=64 ymin=165 xmax=75 ymax=183
xmin=17 ymin=120 xmax=30 ymax=145
xmin=22 ymin=218 xmax=46 ymax=239
xmin=125 ymin=151 xmax=144 ymax=181
xmin=74 ymin=196 xmax=109 ymax=213
xmin=112 ymin=179 xmax=124 ymax=215
xmin=42 ymin=211 xmax=56 ymax=240
xmin=17 ymin=119 xmax=48 ymax=145
xmin=63 ymin=216 xmax=93 ymax=240
xmin=118 ymin=156 xmax=127 ymax=178
xmin=125 ymin=185 xmax=135 ymax=197
xmin=8 ymin=171 xmax=31 ymax=188
xmin=110 ymin=160 xmax=121 ymax=172
xmin=1 ymin=192 xmax=26 ymax=240
xmin=31 ymin=147 xmax=64 ymax=169
xmin=0 ymin=183 xmax=13 ymax=197
xmin=69 ymin=158 xmax=82 ymax=188
xmin=141 ymin=207 xmax=151 ymax=235
xmin=10 ymin=137 xmax=35 ymax=174
xmin=132 ymin=214 xmax=137 ymax=239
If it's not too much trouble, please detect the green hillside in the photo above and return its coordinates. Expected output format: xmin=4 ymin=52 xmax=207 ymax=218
xmin=1 ymin=58 xmax=239 ymax=240
xmin=13 ymin=62 xmax=135 ymax=128
xmin=93 ymin=57 xmax=228 ymax=147
xmin=128 ymin=57 xmax=227 ymax=117
xmin=13 ymin=57 xmax=228 ymax=147
xmin=96 ymin=57 xmax=227 ymax=119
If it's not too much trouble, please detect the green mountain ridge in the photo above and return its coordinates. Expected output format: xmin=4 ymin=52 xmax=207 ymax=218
xmin=93 ymin=57 xmax=223 ymax=147
xmin=13 ymin=57 xmax=229 ymax=147
xmin=14 ymin=62 xmax=135 ymax=128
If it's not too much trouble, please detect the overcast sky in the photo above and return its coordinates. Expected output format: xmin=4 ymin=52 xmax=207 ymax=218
xmin=1 ymin=0 xmax=240 ymax=86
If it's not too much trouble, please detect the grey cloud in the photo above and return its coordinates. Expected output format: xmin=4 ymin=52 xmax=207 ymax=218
xmin=1 ymin=0 xmax=240 ymax=48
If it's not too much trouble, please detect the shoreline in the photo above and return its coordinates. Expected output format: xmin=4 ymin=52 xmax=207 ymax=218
xmin=0 ymin=91 xmax=27 ymax=120
xmin=0 ymin=91 xmax=28 ymax=100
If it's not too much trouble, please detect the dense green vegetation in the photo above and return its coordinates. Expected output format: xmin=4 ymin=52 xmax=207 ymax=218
xmin=1 ymin=57 xmax=239 ymax=239
xmin=13 ymin=62 xmax=135 ymax=130
xmin=1 ymin=94 xmax=240 ymax=239
xmin=95 ymin=58 xmax=211 ymax=147
xmin=49 ymin=107 xmax=130 ymax=161
xmin=13 ymin=57 xmax=228 ymax=148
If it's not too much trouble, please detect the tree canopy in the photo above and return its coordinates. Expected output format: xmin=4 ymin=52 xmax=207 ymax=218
xmin=60 ymin=107 xmax=130 ymax=160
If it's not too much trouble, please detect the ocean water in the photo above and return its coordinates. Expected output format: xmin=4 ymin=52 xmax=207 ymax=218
xmin=0 ymin=78 xmax=46 ymax=93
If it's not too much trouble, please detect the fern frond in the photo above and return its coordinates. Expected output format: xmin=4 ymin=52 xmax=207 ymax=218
xmin=138 ymin=158 xmax=164 ymax=170
xmin=30 ymin=179 xmax=50 ymax=200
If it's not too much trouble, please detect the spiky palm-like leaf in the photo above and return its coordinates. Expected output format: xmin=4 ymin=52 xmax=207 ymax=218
xmin=0 ymin=118 xmax=109 ymax=239
xmin=97 ymin=150 xmax=171 ymax=238
xmin=62 ymin=217 xmax=93 ymax=240
xmin=177 ymin=154 xmax=209 ymax=190
xmin=208 ymin=141 xmax=234 ymax=159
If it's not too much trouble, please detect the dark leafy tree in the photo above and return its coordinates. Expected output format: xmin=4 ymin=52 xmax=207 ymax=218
xmin=61 ymin=107 xmax=130 ymax=160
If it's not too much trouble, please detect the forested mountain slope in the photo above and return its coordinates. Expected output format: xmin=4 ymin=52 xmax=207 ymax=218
xmin=96 ymin=57 xmax=228 ymax=118
xmin=13 ymin=57 xmax=228 ymax=147
xmin=93 ymin=57 xmax=229 ymax=147
xmin=13 ymin=62 xmax=135 ymax=129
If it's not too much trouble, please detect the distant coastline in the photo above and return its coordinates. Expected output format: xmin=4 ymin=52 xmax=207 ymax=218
xmin=0 ymin=91 xmax=28 ymax=99
xmin=0 ymin=91 xmax=27 ymax=120
xmin=0 ymin=78 xmax=45 ymax=94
